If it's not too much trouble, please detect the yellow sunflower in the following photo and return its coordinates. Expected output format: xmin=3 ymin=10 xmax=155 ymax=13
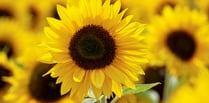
xmin=194 ymin=0 xmax=209 ymax=17
xmin=0 ymin=52 xmax=20 ymax=102
xmin=5 ymin=38 xmax=77 ymax=103
xmin=16 ymin=31 xmax=44 ymax=70
xmin=21 ymin=0 xmax=67 ymax=32
xmin=0 ymin=19 xmax=33 ymax=59
xmin=20 ymin=0 xmax=52 ymax=32
xmin=39 ymin=0 xmax=147 ymax=101
xmin=168 ymin=67 xmax=209 ymax=103
xmin=0 ymin=0 xmax=29 ymax=26
xmin=146 ymin=6 xmax=209 ymax=76
xmin=4 ymin=62 xmax=76 ymax=103
xmin=116 ymin=0 xmax=187 ymax=23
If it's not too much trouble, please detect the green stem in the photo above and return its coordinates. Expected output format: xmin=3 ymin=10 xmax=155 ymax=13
xmin=163 ymin=71 xmax=178 ymax=103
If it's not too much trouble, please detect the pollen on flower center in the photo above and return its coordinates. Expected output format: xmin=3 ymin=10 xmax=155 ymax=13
xmin=0 ymin=9 xmax=14 ymax=18
xmin=29 ymin=63 xmax=67 ymax=102
xmin=166 ymin=30 xmax=196 ymax=61
xmin=0 ymin=65 xmax=11 ymax=90
xmin=69 ymin=25 xmax=116 ymax=70
xmin=0 ymin=41 xmax=14 ymax=58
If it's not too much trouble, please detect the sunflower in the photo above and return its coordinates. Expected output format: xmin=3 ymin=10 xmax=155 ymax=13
xmin=0 ymin=19 xmax=33 ymax=59
xmin=39 ymin=0 xmax=147 ymax=101
xmin=0 ymin=52 xmax=20 ymax=102
xmin=146 ymin=6 xmax=209 ymax=76
xmin=4 ymin=62 xmax=76 ymax=103
xmin=5 ymin=38 xmax=76 ymax=103
xmin=168 ymin=67 xmax=209 ymax=103
xmin=115 ymin=0 xmax=187 ymax=23
xmin=16 ymin=30 xmax=46 ymax=70
xmin=0 ymin=0 xmax=29 ymax=26
xmin=21 ymin=0 xmax=67 ymax=32
xmin=194 ymin=0 xmax=209 ymax=16
xmin=20 ymin=0 xmax=52 ymax=32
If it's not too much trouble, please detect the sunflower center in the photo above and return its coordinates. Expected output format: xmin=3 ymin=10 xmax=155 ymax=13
xmin=166 ymin=30 xmax=196 ymax=61
xmin=29 ymin=63 xmax=67 ymax=102
xmin=0 ymin=41 xmax=14 ymax=58
xmin=69 ymin=25 xmax=116 ymax=70
xmin=0 ymin=65 xmax=11 ymax=90
xmin=0 ymin=9 xmax=13 ymax=18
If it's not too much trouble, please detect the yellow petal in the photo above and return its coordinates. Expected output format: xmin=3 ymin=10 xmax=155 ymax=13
xmin=57 ymin=5 xmax=71 ymax=27
xmin=112 ymin=80 xmax=122 ymax=97
xmin=92 ymin=86 xmax=102 ymax=99
xmin=112 ymin=0 xmax=121 ymax=16
xmin=73 ymin=68 xmax=85 ymax=82
xmin=38 ymin=52 xmax=54 ymax=64
xmin=61 ymin=79 xmax=71 ymax=95
xmin=90 ymin=70 xmax=105 ymax=88
xmin=102 ymin=77 xmax=112 ymax=98
xmin=116 ymin=15 xmax=133 ymax=33
xmin=104 ymin=65 xmax=126 ymax=84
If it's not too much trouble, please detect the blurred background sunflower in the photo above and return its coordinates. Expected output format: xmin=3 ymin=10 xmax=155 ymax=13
xmin=0 ymin=52 xmax=21 ymax=102
xmin=3 ymin=54 xmax=75 ymax=103
xmin=0 ymin=0 xmax=29 ymax=26
xmin=102 ymin=0 xmax=188 ymax=23
xmin=0 ymin=19 xmax=33 ymax=59
xmin=146 ymin=6 xmax=209 ymax=76
xmin=20 ymin=0 xmax=67 ymax=32
xmin=168 ymin=68 xmax=209 ymax=103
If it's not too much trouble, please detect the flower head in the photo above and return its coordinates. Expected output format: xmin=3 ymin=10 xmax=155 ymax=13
xmin=146 ymin=6 xmax=209 ymax=76
xmin=39 ymin=0 xmax=148 ymax=100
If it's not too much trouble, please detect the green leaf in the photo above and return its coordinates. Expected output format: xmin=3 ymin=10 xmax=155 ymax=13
xmin=122 ymin=82 xmax=160 ymax=96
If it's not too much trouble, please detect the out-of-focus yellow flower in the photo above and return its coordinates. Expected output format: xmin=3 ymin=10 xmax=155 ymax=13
xmin=0 ymin=0 xmax=29 ymax=26
xmin=0 ymin=52 xmax=20 ymax=102
xmin=5 ymin=38 xmax=77 ymax=102
xmin=20 ymin=0 xmax=51 ymax=32
xmin=39 ymin=0 xmax=148 ymax=101
xmin=4 ymin=62 xmax=76 ymax=103
xmin=169 ymin=68 xmax=209 ymax=103
xmin=0 ymin=19 xmax=33 ymax=59
xmin=20 ymin=0 xmax=67 ymax=32
xmin=194 ymin=0 xmax=209 ymax=16
xmin=146 ymin=6 xmax=209 ymax=76
xmin=16 ymin=32 xmax=43 ymax=70
xmin=112 ymin=0 xmax=187 ymax=23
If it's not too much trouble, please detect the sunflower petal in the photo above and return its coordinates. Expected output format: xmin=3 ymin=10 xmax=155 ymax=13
xmin=73 ymin=68 xmax=85 ymax=82
xmin=112 ymin=80 xmax=122 ymax=97
xmin=90 ymin=70 xmax=105 ymax=88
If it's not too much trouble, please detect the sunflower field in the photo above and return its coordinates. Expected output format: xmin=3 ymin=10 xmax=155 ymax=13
xmin=0 ymin=0 xmax=209 ymax=103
